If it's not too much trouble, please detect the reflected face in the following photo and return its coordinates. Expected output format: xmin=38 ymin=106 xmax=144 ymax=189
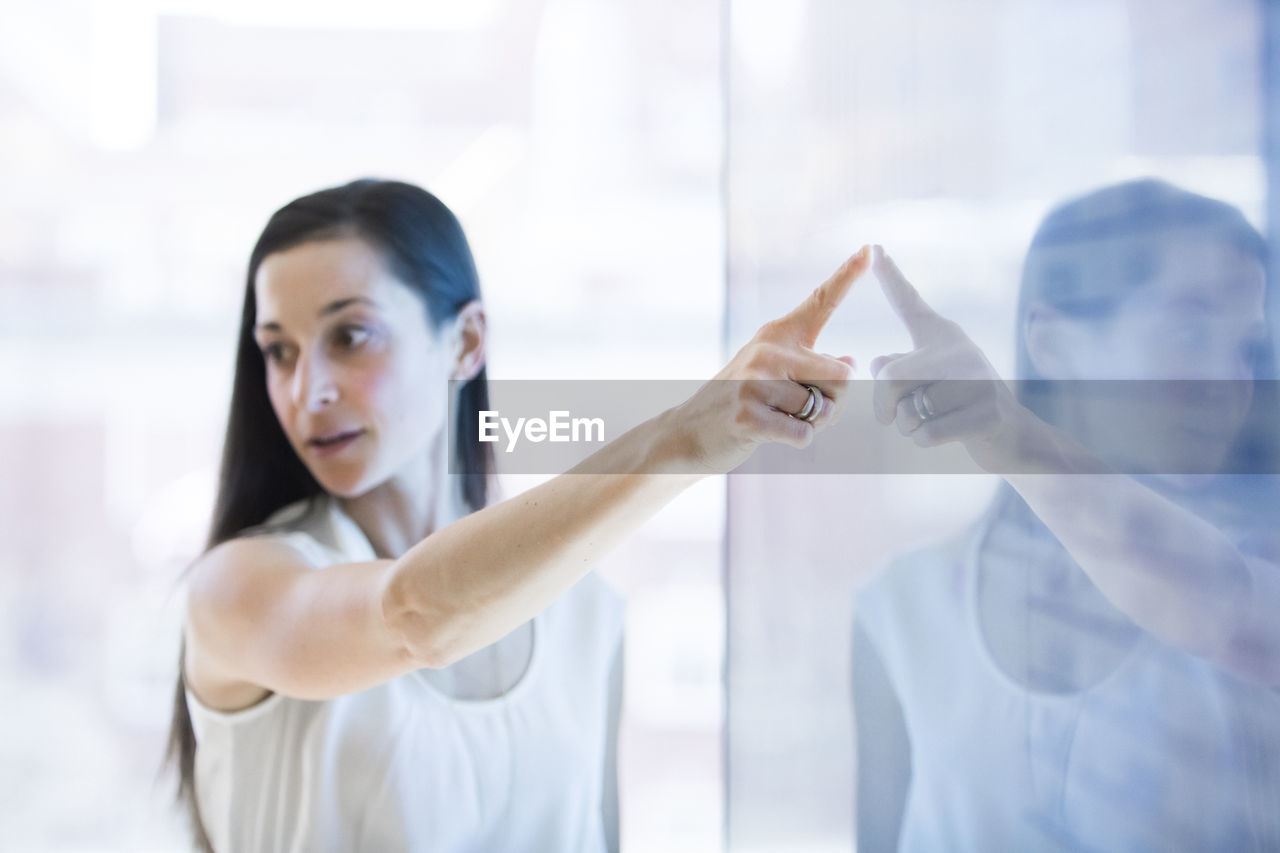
xmin=252 ymin=235 xmax=453 ymax=497
xmin=1083 ymin=239 xmax=1267 ymax=383
xmin=1068 ymin=237 xmax=1268 ymax=480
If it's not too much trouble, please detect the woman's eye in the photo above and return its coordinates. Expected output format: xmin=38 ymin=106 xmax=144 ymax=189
xmin=337 ymin=325 xmax=371 ymax=348
xmin=261 ymin=343 xmax=285 ymax=362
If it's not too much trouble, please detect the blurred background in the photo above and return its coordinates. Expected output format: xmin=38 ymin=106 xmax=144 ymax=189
xmin=2 ymin=0 xmax=1277 ymax=850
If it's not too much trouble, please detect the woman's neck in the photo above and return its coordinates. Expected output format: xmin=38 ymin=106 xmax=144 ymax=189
xmin=336 ymin=438 xmax=463 ymax=559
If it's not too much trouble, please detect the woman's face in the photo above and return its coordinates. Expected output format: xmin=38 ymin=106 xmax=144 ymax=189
xmin=1081 ymin=237 xmax=1267 ymax=382
xmin=252 ymin=235 xmax=456 ymax=498
xmin=1052 ymin=236 xmax=1268 ymax=480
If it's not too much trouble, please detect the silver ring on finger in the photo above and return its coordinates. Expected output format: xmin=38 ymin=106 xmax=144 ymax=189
xmin=911 ymin=385 xmax=936 ymax=423
xmin=794 ymin=384 xmax=822 ymax=423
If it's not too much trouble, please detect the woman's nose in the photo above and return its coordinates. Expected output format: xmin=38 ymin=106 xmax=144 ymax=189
xmin=293 ymin=353 xmax=339 ymax=410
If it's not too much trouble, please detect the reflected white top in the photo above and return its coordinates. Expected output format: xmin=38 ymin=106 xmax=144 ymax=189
xmin=185 ymin=494 xmax=624 ymax=853
xmin=856 ymin=514 xmax=1280 ymax=852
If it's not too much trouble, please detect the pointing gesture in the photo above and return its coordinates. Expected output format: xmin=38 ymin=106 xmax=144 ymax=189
xmin=869 ymin=246 xmax=1023 ymax=465
xmin=673 ymin=245 xmax=872 ymax=474
xmin=772 ymin=248 xmax=872 ymax=347
xmin=875 ymin=247 xmax=953 ymax=348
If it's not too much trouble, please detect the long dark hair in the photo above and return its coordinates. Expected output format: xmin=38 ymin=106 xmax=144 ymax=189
xmin=164 ymin=178 xmax=496 ymax=850
xmin=1000 ymin=177 xmax=1277 ymax=532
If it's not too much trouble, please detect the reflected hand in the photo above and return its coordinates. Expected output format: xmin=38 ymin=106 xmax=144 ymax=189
xmin=673 ymin=245 xmax=872 ymax=474
xmin=870 ymin=246 xmax=1026 ymax=468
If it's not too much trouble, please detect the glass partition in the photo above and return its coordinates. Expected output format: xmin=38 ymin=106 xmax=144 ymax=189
xmin=725 ymin=1 xmax=1279 ymax=850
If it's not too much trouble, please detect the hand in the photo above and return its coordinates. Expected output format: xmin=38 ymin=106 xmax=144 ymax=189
xmin=672 ymin=246 xmax=871 ymax=474
xmin=869 ymin=247 xmax=1026 ymax=469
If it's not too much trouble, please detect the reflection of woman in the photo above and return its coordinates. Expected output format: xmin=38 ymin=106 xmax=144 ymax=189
xmin=165 ymin=179 xmax=866 ymax=852
xmin=854 ymin=180 xmax=1280 ymax=851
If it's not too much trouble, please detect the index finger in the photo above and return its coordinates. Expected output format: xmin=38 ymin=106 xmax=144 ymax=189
xmin=874 ymin=246 xmax=947 ymax=347
xmin=775 ymin=245 xmax=871 ymax=346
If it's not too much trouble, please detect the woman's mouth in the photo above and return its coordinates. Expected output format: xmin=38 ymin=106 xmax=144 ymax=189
xmin=308 ymin=430 xmax=364 ymax=457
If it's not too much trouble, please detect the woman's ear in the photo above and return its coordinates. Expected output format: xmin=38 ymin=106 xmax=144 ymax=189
xmin=450 ymin=301 xmax=486 ymax=382
xmin=1024 ymin=302 xmax=1080 ymax=379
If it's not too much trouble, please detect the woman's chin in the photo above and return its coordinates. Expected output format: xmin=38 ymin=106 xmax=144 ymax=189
xmin=312 ymin=468 xmax=377 ymax=500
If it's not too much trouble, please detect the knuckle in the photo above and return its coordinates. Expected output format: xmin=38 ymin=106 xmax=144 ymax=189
xmin=756 ymin=319 xmax=784 ymax=341
xmin=744 ymin=344 xmax=777 ymax=374
xmin=733 ymin=405 xmax=759 ymax=430
xmin=880 ymin=360 xmax=910 ymax=384
xmin=827 ymin=360 xmax=855 ymax=383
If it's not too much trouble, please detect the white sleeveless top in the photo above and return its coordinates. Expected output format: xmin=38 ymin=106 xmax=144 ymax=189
xmin=185 ymin=495 xmax=625 ymax=853
xmin=855 ymin=516 xmax=1280 ymax=852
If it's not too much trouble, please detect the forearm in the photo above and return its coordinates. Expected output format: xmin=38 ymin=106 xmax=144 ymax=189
xmin=995 ymin=415 xmax=1269 ymax=679
xmin=377 ymin=248 xmax=868 ymax=668
xmin=380 ymin=408 xmax=701 ymax=668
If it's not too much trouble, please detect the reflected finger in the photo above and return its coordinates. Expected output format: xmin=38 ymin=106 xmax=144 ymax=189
xmin=895 ymin=391 xmax=927 ymax=435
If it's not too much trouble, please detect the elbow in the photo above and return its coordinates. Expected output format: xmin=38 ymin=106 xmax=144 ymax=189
xmin=417 ymin=639 xmax=467 ymax=670
xmin=378 ymin=566 xmax=462 ymax=670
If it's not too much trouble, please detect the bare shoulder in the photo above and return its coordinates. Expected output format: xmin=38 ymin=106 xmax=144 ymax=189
xmin=184 ymin=531 xmax=410 ymax=708
xmin=187 ymin=534 xmax=319 ymax=613
xmin=183 ymin=534 xmax=317 ymax=712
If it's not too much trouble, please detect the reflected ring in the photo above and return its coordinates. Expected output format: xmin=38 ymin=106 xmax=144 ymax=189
xmin=912 ymin=385 xmax=936 ymax=422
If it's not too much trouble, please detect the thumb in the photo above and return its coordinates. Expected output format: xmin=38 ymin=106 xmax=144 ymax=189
xmin=870 ymin=352 xmax=908 ymax=378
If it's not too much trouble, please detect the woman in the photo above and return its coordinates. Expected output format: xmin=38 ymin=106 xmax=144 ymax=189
xmin=853 ymin=180 xmax=1280 ymax=851
xmin=167 ymin=178 xmax=867 ymax=852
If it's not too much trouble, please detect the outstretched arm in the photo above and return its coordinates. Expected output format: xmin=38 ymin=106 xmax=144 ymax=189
xmin=186 ymin=248 xmax=872 ymax=707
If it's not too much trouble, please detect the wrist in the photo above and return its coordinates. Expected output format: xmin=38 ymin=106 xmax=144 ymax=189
xmin=649 ymin=405 xmax=717 ymax=479
xmin=966 ymin=398 xmax=1038 ymax=473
